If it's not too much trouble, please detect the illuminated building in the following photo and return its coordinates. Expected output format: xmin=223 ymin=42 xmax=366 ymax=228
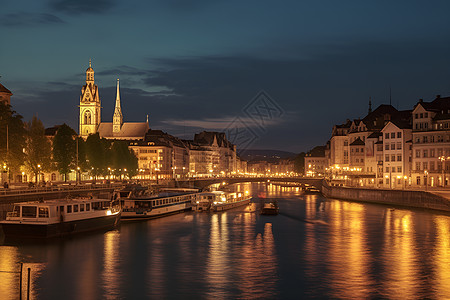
xmin=381 ymin=121 xmax=412 ymax=188
xmin=411 ymin=95 xmax=450 ymax=187
xmin=78 ymin=60 xmax=148 ymax=140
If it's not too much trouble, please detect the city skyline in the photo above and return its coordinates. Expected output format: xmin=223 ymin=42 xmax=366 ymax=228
xmin=2 ymin=1 xmax=450 ymax=152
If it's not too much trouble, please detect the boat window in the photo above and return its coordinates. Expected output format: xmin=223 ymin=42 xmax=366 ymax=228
xmin=74 ymin=205 xmax=79 ymax=213
xmin=80 ymin=204 xmax=85 ymax=212
xmin=22 ymin=206 xmax=37 ymax=218
xmin=67 ymin=205 xmax=72 ymax=213
xmin=86 ymin=203 xmax=90 ymax=211
xmin=39 ymin=207 xmax=49 ymax=218
xmin=59 ymin=206 xmax=64 ymax=213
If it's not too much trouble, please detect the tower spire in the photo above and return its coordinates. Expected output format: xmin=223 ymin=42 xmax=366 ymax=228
xmin=113 ymin=79 xmax=123 ymax=133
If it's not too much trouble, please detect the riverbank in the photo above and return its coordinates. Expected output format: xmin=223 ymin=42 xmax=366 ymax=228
xmin=322 ymin=181 xmax=450 ymax=212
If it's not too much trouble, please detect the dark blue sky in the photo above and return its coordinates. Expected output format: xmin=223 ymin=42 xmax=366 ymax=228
xmin=2 ymin=0 xmax=450 ymax=153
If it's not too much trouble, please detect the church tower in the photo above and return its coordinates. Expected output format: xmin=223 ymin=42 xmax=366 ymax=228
xmin=79 ymin=60 xmax=101 ymax=138
xmin=113 ymin=79 xmax=123 ymax=133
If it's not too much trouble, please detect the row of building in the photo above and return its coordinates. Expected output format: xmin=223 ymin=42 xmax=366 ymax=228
xmin=2 ymin=61 xmax=246 ymax=183
xmin=305 ymin=95 xmax=450 ymax=188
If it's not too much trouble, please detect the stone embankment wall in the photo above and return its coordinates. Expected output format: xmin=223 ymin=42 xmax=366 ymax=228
xmin=322 ymin=181 xmax=450 ymax=212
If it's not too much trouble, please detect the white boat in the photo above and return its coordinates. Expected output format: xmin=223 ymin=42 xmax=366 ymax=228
xmin=193 ymin=191 xmax=252 ymax=212
xmin=0 ymin=197 xmax=121 ymax=239
xmin=121 ymin=189 xmax=198 ymax=220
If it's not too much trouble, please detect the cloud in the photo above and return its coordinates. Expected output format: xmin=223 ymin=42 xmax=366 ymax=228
xmin=162 ymin=116 xmax=281 ymax=130
xmin=0 ymin=13 xmax=64 ymax=27
xmin=49 ymin=0 xmax=115 ymax=15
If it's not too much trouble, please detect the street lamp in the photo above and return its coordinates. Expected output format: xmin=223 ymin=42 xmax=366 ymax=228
xmin=438 ymin=156 xmax=450 ymax=187
xmin=37 ymin=164 xmax=41 ymax=185
xmin=424 ymin=170 xmax=428 ymax=191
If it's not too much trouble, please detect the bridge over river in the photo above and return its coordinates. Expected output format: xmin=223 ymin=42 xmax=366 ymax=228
xmin=174 ymin=177 xmax=324 ymax=190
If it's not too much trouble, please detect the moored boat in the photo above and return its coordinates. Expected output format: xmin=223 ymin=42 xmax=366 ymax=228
xmin=193 ymin=190 xmax=252 ymax=212
xmin=0 ymin=197 xmax=121 ymax=239
xmin=121 ymin=188 xmax=199 ymax=220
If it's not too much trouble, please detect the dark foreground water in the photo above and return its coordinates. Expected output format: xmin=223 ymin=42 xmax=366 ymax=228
xmin=1 ymin=182 xmax=449 ymax=299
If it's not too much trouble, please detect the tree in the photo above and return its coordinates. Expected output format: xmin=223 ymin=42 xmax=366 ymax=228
xmin=85 ymin=133 xmax=108 ymax=179
xmin=0 ymin=103 xmax=26 ymax=181
xmin=25 ymin=116 xmax=52 ymax=183
xmin=111 ymin=140 xmax=138 ymax=179
xmin=52 ymin=124 xmax=77 ymax=182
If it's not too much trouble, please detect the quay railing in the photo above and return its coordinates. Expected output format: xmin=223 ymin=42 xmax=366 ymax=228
xmin=0 ymin=183 xmax=121 ymax=197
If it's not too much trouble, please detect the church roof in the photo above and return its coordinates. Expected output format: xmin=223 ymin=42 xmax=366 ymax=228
xmin=98 ymin=122 xmax=149 ymax=140
xmin=0 ymin=83 xmax=12 ymax=95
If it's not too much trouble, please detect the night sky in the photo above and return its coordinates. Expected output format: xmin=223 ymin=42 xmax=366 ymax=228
xmin=2 ymin=0 xmax=450 ymax=153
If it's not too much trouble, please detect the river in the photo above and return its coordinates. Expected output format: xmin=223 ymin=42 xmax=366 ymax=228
xmin=0 ymin=182 xmax=449 ymax=299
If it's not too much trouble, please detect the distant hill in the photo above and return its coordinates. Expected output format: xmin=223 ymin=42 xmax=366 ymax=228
xmin=238 ymin=149 xmax=296 ymax=162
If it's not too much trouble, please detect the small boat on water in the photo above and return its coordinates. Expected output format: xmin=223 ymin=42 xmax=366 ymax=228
xmin=0 ymin=197 xmax=121 ymax=239
xmin=261 ymin=200 xmax=279 ymax=215
xmin=193 ymin=191 xmax=252 ymax=212
xmin=120 ymin=187 xmax=199 ymax=220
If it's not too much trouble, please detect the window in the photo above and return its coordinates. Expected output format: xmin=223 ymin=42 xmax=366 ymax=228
xmin=391 ymin=133 xmax=395 ymax=138
xmin=423 ymin=162 xmax=428 ymax=170
xmin=430 ymin=149 xmax=435 ymax=157
xmin=80 ymin=204 xmax=85 ymax=212
xmin=416 ymin=150 xmax=421 ymax=158
xmin=385 ymin=133 xmax=389 ymax=139
xmin=415 ymin=137 xmax=420 ymax=143
xmin=344 ymin=141 xmax=348 ymax=146
xmin=74 ymin=205 xmax=79 ymax=213
xmin=67 ymin=205 xmax=72 ymax=213
xmin=420 ymin=113 xmax=423 ymax=118
xmin=22 ymin=206 xmax=37 ymax=218
xmin=430 ymin=161 xmax=435 ymax=171
xmin=397 ymin=132 xmax=402 ymax=138
xmin=361 ymin=158 xmax=364 ymax=163
xmin=391 ymin=143 xmax=395 ymax=150
xmin=416 ymin=162 xmax=421 ymax=171
xmin=361 ymin=148 xmax=364 ymax=153
xmin=397 ymin=166 xmax=402 ymax=173
xmin=84 ymin=110 xmax=92 ymax=124
xmin=391 ymin=155 xmax=395 ymax=161
xmin=385 ymin=155 xmax=390 ymax=162
xmin=415 ymin=113 xmax=418 ymax=119
xmin=423 ymin=136 xmax=428 ymax=143
xmin=423 ymin=150 xmax=428 ymax=158
xmin=424 ymin=113 xmax=428 ymax=118
xmin=385 ymin=144 xmax=389 ymax=150
xmin=397 ymin=143 xmax=402 ymax=149
xmin=355 ymin=148 xmax=359 ymax=153
xmin=39 ymin=207 xmax=49 ymax=218
xmin=386 ymin=167 xmax=390 ymax=172
xmin=397 ymin=155 xmax=402 ymax=161
xmin=86 ymin=204 xmax=90 ymax=211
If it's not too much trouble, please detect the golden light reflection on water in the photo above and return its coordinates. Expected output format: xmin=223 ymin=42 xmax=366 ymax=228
xmin=382 ymin=210 xmax=418 ymax=299
xmin=433 ymin=216 xmax=450 ymax=297
xmin=327 ymin=201 xmax=373 ymax=299
xmin=206 ymin=213 xmax=231 ymax=298
xmin=0 ymin=245 xmax=45 ymax=300
xmin=0 ymin=246 xmax=20 ymax=300
xmin=102 ymin=230 xmax=121 ymax=299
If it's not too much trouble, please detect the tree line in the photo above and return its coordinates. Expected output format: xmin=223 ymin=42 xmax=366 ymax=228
xmin=0 ymin=103 xmax=138 ymax=183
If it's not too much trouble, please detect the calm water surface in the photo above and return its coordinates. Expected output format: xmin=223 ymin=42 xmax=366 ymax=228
xmin=0 ymin=182 xmax=449 ymax=299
